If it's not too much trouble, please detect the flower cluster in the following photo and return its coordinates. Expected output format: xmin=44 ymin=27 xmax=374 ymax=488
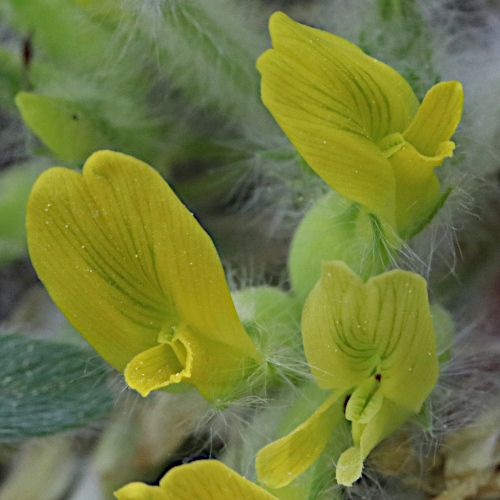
xmin=25 ymin=10 xmax=462 ymax=498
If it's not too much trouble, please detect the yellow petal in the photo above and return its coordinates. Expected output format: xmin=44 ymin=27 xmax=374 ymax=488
xmin=402 ymin=81 xmax=463 ymax=158
xmin=115 ymin=460 xmax=278 ymax=500
xmin=114 ymin=482 xmax=168 ymax=500
xmin=26 ymin=151 xmax=259 ymax=376
xmin=379 ymin=81 xmax=463 ymax=234
xmin=364 ymin=269 xmax=438 ymax=413
xmin=124 ymin=342 xmax=189 ymax=397
xmin=161 ymin=461 xmax=278 ymax=499
xmin=389 ymin=139 xmax=446 ymax=235
xmin=302 ymin=262 xmax=439 ymax=413
xmin=256 ymin=391 xmax=344 ymax=488
xmin=335 ymin=446 xmax=364 ymax=488
xmin=257 ymin=12 xmax=421 ymax=226
xmin=301 ymin=261 xmax=371 ymax=389
xmin=127 ymin=325 xmax=259 ymax=400
xmin=261 ymin=12 xmax=419 ymax=142
xmin=336 ymin=398 xmax=410 ymax=486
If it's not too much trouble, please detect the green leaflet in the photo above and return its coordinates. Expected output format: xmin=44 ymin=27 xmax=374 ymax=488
xmin=0 ymin=162 xmax=48 ymax=265
xmin=15 ymin=93 xmax=110 ymax=162
xmin=0 ymin=334 xmax=113 ymax=440
xmin=0 ymin=47 xmax=23 ymax=111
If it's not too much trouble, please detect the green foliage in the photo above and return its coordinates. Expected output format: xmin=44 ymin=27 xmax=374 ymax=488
xmin=0 ymin=0 xmax=191 ymax=170
xmin=363 ymin=0 xmax=439 ymax=100
xmin=0 ymin=47 xmax=23 ymax=111
xmin=0 ymin=0 xmax=113 ymax=76
xmin=0 ymin=162 xmax=47 ymax=265
xmin=76 ymin=0 xmax=274 ymax=132
xmin=0 ymin=2 xmax=472 ymax=497
xmin=0 ymin=334 xmax=113 ymax=440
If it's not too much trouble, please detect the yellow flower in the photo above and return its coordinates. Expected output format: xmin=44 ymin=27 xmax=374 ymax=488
xmin=26 ymin=150 xmax=261 ymax=401
xmin=256 ymin=261 xmax=438 ymax=487
xmin=114 ymin=460 xmax=278 ymax=500
xmin=257 ymin=12 xmax=463 ymax=237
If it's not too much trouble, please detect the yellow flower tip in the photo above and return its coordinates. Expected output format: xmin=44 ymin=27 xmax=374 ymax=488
xmin=268 ymin=10 xmax=288 ymax=28
xmin=115 ymin=460 xmax=278 ymax=500
xmin=336 ymin=446 xmax=363 ymax=487
xmin=85 ymin=148 xmax=123 ymax=166
xmin=114 ymin=482 xmax=167 ymax=500
xmin=402 ymin=80 xmax=464 ymax=159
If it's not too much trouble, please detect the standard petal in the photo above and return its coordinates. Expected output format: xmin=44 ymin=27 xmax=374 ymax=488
xmin=336 ymin=398 xmax=410 ymax=486
xmin=26 ymin=150 xmax=259 ymax=373
xmin=402 ymin=81 xmax=463 ymax=157
xmin=262 ymin=12 xmax=419 ymax=141
xmin=158 ymin=460 xmax=278 ymax=500
xmin=256 ymin=391 xmax=344 ymax=488
xmin=301 ymin=261 xmax=376 ymax=389
xmin=364 ymin=270 xmax=439 ymax=413
xmin=257 ymin=49 xmax=397 ymax=227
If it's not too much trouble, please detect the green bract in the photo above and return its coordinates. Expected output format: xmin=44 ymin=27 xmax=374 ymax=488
xmin=288 ymin=191 xmax=391 ymax=303
xmin=256 ymin=261 xmax=439 ymax=487
xmin=26 ymin=150 xmax=262 ymax=401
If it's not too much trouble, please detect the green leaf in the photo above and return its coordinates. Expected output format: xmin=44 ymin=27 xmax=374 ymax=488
xmin=0 ymin=334 xmax=113 ymax=440
xmin=0 ymin=162 xmax=48 ymax=266
xmin=0 ymin=0 xmax=114 ymax=76
xmin=15 ymin=92 xmax=110 ymax=162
